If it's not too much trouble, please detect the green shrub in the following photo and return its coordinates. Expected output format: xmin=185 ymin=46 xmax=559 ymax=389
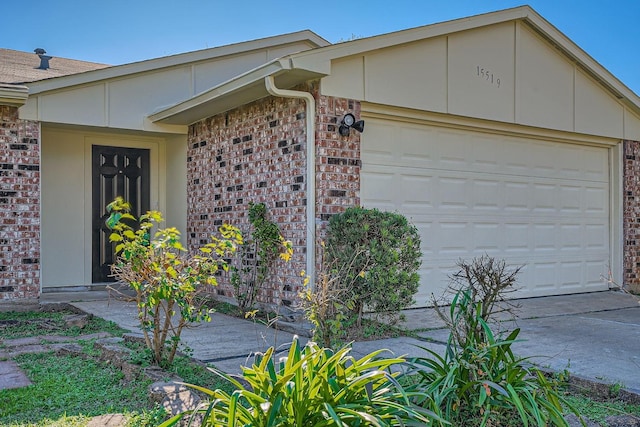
xmin=408 ymin=257 xmax=582 ymax=427
xmin=326 ymin=207 xmax=421 ymax=326
xmin=106 ymin=197 xmax=242 ymax=367
xmin=162 ymin=339 xmax=438 ymax=426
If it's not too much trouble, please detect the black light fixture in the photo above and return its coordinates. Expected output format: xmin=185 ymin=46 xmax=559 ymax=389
xmin=338 ymin=113 xmax=365 ymax=136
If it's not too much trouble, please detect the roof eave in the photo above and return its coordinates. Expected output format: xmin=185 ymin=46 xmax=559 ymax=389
xmin=25 ymin=30 xmax=330 ymax=95
xmin=286 ymin=5 xmax=640 ymax=115
xmin=149 ymin=59 xmax=326 ymax=125
xmin=287 ymin=6 xmax=532 ymax=72
xmin=0 ymin=84 xmax=29 ymax=107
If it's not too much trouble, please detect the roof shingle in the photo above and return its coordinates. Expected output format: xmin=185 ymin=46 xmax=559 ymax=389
xmin=0 ymin=48 xmax=110 ymax=84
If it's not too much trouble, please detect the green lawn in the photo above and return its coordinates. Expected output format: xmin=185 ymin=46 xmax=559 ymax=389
xmin=0 ymin=310 xmax=231 ymax=427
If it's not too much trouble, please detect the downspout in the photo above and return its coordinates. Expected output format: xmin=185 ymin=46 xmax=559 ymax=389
xmin=264 ymin=75 xmax=316 ymax=286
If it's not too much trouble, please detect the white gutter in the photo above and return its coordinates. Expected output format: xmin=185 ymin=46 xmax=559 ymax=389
xmin=264 ymin=75 xmax=316 ymax=286
xmin=0 ymin=84 xmax=29 ymax=107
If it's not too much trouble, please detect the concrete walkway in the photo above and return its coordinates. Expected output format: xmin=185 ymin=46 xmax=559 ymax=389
xmin=42 ymin=290 xmax=640 ymax=391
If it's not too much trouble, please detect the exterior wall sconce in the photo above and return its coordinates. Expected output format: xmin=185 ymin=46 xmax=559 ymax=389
xmin=338 ymin=113 xmax=365 ymax=136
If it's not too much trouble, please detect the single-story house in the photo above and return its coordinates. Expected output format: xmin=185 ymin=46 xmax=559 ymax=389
xmin=2 ymin=6 xmax=640 ymax=309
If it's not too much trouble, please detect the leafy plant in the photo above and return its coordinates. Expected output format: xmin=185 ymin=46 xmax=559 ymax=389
xmin=326 ymin=207 xmax=422 ymax=327
xmin=162 ymin=339 xmax=438 ymax=426
xmin=106 ymin=197 xmax=242 ymax=367
xmin=230 ymin=202 xmax=292 ymax=312
xmin=433 ymin=255 xmax=522 ymax=347
xmin=409 ymin=257 xmax=583 ymax=427
xmin=299 ymin=242 xmax=360 ymax=349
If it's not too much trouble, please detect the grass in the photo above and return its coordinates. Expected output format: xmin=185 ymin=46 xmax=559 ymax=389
xmin=0 ymin=308 xmax=230 ymax=427
xmin=563 ymin=394 xmax=640 ymax=425
xmin=0 ymin=310 xmax=125 ymax=340
xmin=123 ymin=340 xmax=235 ymax=395
xmin=0 ymin=351 xmax=155 ymax=426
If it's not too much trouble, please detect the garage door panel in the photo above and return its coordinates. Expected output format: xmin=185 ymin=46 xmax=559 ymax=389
xmin=505 ymin=182 xmax=530 ymax=211
xmin=585 ymin=187 xmax=608 ymax=213
xmin=586 ymin=224 xmax=608 ymax=250
xmin=361 ymin=119 xmax=610 ymax=303
xmin=532 ymin=183 xmax=557 ymax=212
xmin=474 ymin=223 xmax=501 ymax=251
xmin=360 ymin=171 xmax=395 ymax=204
xmin=439 ymin=177 xmax=471 ymax=209
xmin=364 ymin=166 xmax=608 ymax=220
xmin=473 ymin=180 xmax=502 ymax=210
xmin=559 ymin=186 xmax=582 ymax=211
xmin=505 ymin=223 xmax=529 ymax=252
xmin=363 ymin=122 xmax=609 ymax=182
xmin=560 ymin=224 xmax=582 ymax=250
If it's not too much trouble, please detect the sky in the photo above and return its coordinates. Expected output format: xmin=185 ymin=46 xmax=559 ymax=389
xmin=2 ymin=0 xmax=639 ymax=95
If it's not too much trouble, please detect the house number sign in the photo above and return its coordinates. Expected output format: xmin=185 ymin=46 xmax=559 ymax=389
xmin=476 ymin=66 xmax=501 ymax=88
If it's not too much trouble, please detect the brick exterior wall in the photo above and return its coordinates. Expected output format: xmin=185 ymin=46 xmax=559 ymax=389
xmin=187 ymin=81 xmax=361 ymax=307
xmin=0 ymin=105 xmax=40 ymax=306
xmin=315 ymin=92 xmax=361 ymax=230
xmin=623 ymin=140 xmax=640 ymax=291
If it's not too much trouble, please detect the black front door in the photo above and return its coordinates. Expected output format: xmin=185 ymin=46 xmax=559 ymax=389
xmin=92 ymin=145 xmax=150 ymax=283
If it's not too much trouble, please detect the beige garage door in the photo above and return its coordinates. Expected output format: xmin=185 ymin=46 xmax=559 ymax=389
xmin=360 ymin=118 xmax=610 ymax=306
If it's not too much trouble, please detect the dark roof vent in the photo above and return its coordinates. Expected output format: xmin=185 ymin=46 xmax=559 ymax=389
xmin=34 ymin=48 xmax=52 ymax=70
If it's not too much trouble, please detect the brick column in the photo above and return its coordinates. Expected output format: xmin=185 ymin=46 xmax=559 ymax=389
xmin=315 ymin=94 xmax=362 ymax=233
xmin=623 ymin=140 xmax=640 ymax=292
xmin=0 ymin=105 xmax=40 ymax=308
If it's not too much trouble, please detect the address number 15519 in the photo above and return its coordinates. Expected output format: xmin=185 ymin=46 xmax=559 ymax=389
xmin=476 ymin=66 xmax=501 ymax=88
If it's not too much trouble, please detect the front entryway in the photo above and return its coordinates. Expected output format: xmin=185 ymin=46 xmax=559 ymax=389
xmin=91 ymin=145 xmax=150 ymax=283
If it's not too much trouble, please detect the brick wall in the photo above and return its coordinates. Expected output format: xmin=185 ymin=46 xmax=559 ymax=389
xmin=624 ymin=140 xmax=640 ymax=291
xmin=188 ymin=91 xmax=309 ymax=306
xmin=0 ymin=105 xmax=40 ymax=306
xmin=187 ymin=82 xmax=361 ymax=307
xmin=315 ymin=92 xmax=361 ymax=235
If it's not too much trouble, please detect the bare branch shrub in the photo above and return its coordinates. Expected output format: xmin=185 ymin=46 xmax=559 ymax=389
xmin=433 ymin=255 xmax=523 ymax=347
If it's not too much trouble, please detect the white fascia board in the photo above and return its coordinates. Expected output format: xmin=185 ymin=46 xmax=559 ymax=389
xmin=0 ymin=84 xmax=28 ymax=107
xmin=25 ymin=30 xmax=330 ymax=95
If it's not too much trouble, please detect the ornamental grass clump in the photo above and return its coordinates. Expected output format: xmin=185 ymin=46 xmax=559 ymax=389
xmin=106 ymin=197 xmax=242 ymax=367
xmin=407 ymin=256 xmax=584 ymax=427
xmin=162 ymin=338 xmax=439 ymax=426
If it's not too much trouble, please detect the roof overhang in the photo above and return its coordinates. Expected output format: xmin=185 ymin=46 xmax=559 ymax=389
xmin=149 ymin=58 xmax=327 ymax=125
xmin=151 ymin=5 xmax=640 ymax=126
xmin=24 ymin=30 xmax=330 ymax=96
xmin=0 ymin=84 xmax=28 ymax=107
xmin=287 ymin=5 xmax=640 ymax=115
